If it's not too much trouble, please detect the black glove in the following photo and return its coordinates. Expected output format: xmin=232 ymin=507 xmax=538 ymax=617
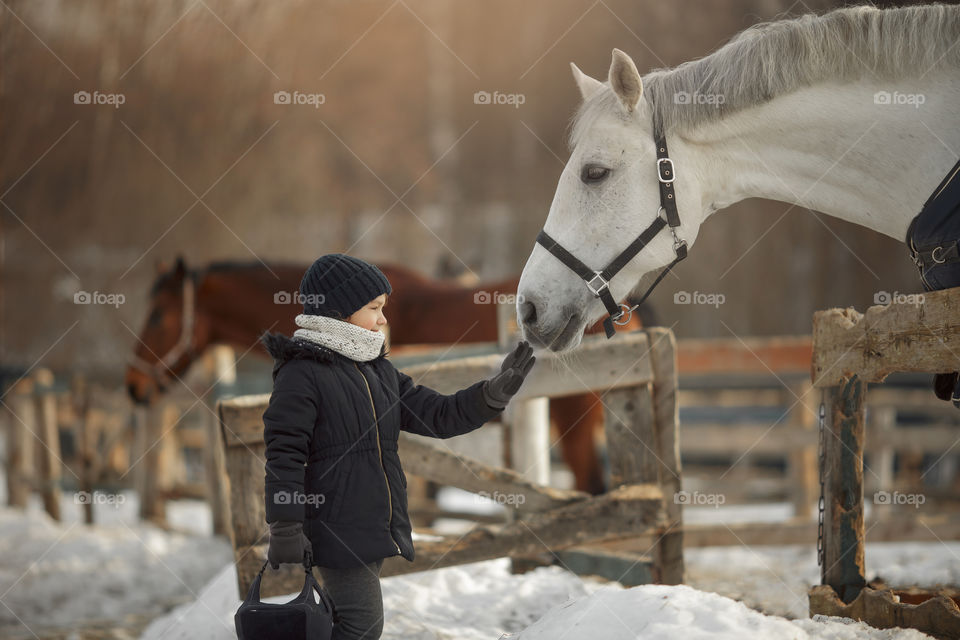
xmin=267 ymin=520 xmax=311 ymax=569
xmin=482 ymin=340 xmax=536 ymax=409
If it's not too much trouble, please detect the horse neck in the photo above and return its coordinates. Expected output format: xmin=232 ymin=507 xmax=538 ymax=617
xmin=681 ymin=68 xmax=960 ymax=241
xmin=194 ymin=266 xmax=301 ymax=352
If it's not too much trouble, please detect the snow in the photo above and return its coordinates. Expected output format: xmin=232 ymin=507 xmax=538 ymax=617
xmin=510 ymin=584 xmax=933 ymax=639
xmin=141 ymin=558 xmax=936 ymax=640
xmin=0 ymin=486 xmax=953 ymax=639
xmin=0 ymin=494 xmax=232 ymax=636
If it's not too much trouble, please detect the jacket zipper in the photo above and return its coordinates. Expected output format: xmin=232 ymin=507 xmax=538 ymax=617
xmin=353 ymin=362 xmax=402 ymax=555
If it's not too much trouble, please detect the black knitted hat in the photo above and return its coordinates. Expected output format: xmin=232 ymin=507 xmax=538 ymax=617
xmin=299 ymin=254 xmax=392 ymax=319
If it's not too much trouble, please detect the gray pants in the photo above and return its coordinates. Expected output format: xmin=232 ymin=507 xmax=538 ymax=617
xmin=316 ymin=559 xmax=385 ymax=640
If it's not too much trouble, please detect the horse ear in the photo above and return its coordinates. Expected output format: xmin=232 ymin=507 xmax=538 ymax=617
xmin=570 ymin=62 xmax=604 ymax=101
xmin=608 ymin=48 xmax=643 ymax=112
xmin=155 ymin=258 xmax=168 ymax=274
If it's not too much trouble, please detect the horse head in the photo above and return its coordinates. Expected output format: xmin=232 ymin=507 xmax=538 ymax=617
xmin=517 ymin=50 xmax=707 ymax=351
xmin=125 ymin=255 xmax=207 ymax=404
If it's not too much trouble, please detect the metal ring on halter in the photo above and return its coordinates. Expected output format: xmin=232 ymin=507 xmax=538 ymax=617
xmin=612 ymin=303 xmax=637 ymax=326
xmin=932 ymin=246 xmax=947 ymax=264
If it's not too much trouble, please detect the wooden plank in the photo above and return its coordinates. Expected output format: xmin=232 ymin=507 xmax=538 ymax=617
xmin=681 ymin=424 xmax=816 ymax=455
xmin=813 ymin=288 xmax=960 ymax=387
xmin=241 ymin=482 xmax=663 ymax=595
xmin=397 ymin=433 xmax=589 ymax=512
xmin=399 ymin=331 xmax=653 ymax=399
xmin=680 ymin=386 xmax=958 ymax=416
xmin=552 ymin=548 xmax=653 ymax=586
xmin=678 ymin=335 xmax=812 ymax=376
xmin=678 ymin=388 xmax=785 ymax=407
xmin=219 ymin=406 xmax=587 ymax=513
xmin=822 ymin=378 xmax=867 ymax=604
xmin=679 ymin=422 xmax=958 ymax=457
xmin=578 ymin=513 xmax=960 ymax=549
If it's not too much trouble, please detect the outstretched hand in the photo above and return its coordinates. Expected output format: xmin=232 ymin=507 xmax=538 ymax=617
xmin=483 ymin=340 xmax=536 ymax=408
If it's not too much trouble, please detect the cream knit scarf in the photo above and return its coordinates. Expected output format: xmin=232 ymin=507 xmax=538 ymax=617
xmin=293 ymin=313 xmax=385 ymax=362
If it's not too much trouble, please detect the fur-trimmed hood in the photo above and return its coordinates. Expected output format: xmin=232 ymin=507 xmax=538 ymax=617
xmin=259 ymin=331 xmax=388 ymax=376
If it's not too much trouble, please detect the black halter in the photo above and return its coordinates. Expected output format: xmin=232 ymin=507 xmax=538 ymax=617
xmin=535 ymin=131 xmax=688 ymax=339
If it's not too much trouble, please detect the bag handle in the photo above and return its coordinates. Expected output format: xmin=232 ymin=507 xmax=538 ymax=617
xmin=243 ymin=547 xmax=315 ymax=604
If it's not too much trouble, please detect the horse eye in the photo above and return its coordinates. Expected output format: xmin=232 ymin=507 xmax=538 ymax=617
xmin=581 ymin=165 xmax=610 ymax=184
xmin=147 ymin=308 xmax=163 ymax=326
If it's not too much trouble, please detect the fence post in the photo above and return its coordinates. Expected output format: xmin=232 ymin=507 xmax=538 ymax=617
xmin=137 ymin=402 xmax=175 ymax=524
xmin=7 ymin=375 xmax=36 ymax=508
xmin=786 ymin=379 xmax=818 ymax=519
xmin=34 ymin=368 xmax=62 ymax=521
xmin=865 ymin=404 xmax=895 ymax=500
xmin=603 ymin=380 xmax=662 ymax=576
xmin=645 ymin=327 xmax=683 ymax=585
xmin=72 ymin=373 xmax=95 ymax=524
xmin=821 ymin=375 xmax=867 ymax=603
xmin=203 ymin=345 xmax=235 ymax=537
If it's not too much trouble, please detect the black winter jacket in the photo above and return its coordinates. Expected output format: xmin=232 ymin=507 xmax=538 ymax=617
xmin=260 ymin=331 xmax=503 ymax=569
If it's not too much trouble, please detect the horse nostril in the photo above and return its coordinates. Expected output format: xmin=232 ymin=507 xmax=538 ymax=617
xmin=519 ymin=298 xmax=538 ymax=326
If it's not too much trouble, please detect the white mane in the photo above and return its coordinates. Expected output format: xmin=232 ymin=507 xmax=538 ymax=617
xmin=569 ymin=3 xmax=960 ymax=146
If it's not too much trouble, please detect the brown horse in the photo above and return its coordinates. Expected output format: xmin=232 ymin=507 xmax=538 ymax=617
xmin=125 ymin=256 xmax=657 ymax=494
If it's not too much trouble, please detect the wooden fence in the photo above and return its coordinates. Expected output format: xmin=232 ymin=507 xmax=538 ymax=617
xmin=808 ymin=287 xmax=960 ymax=637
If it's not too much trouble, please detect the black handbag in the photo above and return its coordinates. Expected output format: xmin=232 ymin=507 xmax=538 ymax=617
xmin=235 ymin=550 xmax=338 ymax=640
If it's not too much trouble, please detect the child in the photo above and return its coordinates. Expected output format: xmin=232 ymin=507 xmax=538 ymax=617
xmin=260 ymin=254 xmax=535 ymax=640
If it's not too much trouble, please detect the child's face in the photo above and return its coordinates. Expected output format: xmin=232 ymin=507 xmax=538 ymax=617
xmin=346 ymin=293 xmax=388 ymax=332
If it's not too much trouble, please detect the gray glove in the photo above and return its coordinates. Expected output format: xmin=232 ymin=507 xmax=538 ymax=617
xmin=267 ymin=520 xmax=311 ymax=569
xmin=482 ymin=340 xmax=536 ymax=409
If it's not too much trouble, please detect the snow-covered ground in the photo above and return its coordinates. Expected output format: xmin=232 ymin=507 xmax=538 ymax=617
xmin=1 ymin=487 xmax=956 ymax=639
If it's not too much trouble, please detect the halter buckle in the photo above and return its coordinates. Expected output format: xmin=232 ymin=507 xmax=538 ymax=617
xmin=586 ymin=272 xmax=609 ymax=296
xmin=657 ymin=158 xmax=675 ymax=183
xmin=612 ymin=303 xmax=636 ymax=326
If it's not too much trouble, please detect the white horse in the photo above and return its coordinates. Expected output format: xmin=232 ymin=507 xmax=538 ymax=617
xmin=517 ymin=3 xmax=960 ymax=351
